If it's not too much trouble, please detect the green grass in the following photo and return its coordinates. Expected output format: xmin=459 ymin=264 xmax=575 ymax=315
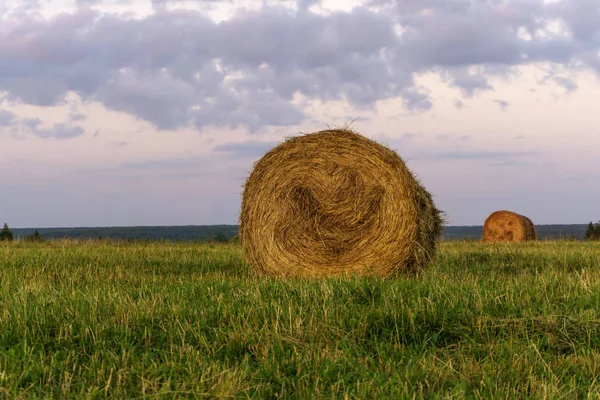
xmin=1 ymin=239 xmax=600 ymax=399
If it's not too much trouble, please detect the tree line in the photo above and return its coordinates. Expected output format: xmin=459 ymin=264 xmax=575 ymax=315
xmin=1 ymin=223 xmax=44 ymax=242
xmin=2 ymin=221 xmax=600 ymax=242
xmin=0 ymin=223 xmax=238 ymax=243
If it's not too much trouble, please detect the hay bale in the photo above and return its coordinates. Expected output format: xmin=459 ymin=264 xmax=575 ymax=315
xmin=522 ymin=216 xmax=537 ymax=241
xmin=239 ymin=128 xmax=443 ymax=278
xmin=482 ymin=210 xmax=536 ymax=242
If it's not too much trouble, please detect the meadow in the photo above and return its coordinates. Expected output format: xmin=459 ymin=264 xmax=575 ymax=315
xmin=1 ymin=239 xmax=600 ymax=399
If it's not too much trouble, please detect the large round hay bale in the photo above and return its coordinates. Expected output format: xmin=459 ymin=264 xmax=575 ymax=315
xmin=482 ymin=210 xmax=536 ymax=242
xmin=239 ymin=128 xmax=443 ymax=278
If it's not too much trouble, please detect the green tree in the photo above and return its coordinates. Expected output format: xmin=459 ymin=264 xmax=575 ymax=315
xmin=212 ymin=232 xmax=228 ymax=243
xmin=586 ymin=221 xmax=600 ymax=240
xmin=0 ymin=223 xmax=14 ymax=241
xmin=25 ymin=230 xmax=43 ymax=242
xmin=585 ymin=222 xmax=595 ymax=240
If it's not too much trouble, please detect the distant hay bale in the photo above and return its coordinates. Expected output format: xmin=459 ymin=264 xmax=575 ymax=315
xmin=239 ymin=128 xmax=443 ymax=278
xmin=482 ymin=210 xmax=536 ymax=242
xmin=522 ymin=216 xmax=537 ymax=241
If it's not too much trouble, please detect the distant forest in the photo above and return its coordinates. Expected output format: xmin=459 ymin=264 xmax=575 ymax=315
xmin=9 ymin=224 xmax=590 ymax=242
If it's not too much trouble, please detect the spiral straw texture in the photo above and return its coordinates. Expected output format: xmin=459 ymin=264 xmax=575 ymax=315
xmin=239 ymin=128 xmax=443 ymax=278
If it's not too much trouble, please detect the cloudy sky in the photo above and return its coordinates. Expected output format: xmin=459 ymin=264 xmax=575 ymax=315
xmin=1 ymin=0 xmax=599 ymax=228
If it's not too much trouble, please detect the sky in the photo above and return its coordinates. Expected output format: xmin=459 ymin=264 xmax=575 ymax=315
xmin=1 ymin=0 xmax=599 ymax=228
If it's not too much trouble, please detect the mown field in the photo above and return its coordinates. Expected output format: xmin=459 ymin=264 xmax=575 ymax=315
xmin=1 ymin=240 xmax=600 ymax=399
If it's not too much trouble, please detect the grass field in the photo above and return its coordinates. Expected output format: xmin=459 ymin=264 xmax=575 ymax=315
xmin=1 ymin=240 xmax=600 ymax=399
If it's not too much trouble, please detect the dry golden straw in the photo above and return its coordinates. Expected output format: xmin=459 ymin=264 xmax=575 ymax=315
xmin=239 ymin=128 xmax=443 ymax=278
xmin=482 ymin=210 xmax=536 ymax=242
